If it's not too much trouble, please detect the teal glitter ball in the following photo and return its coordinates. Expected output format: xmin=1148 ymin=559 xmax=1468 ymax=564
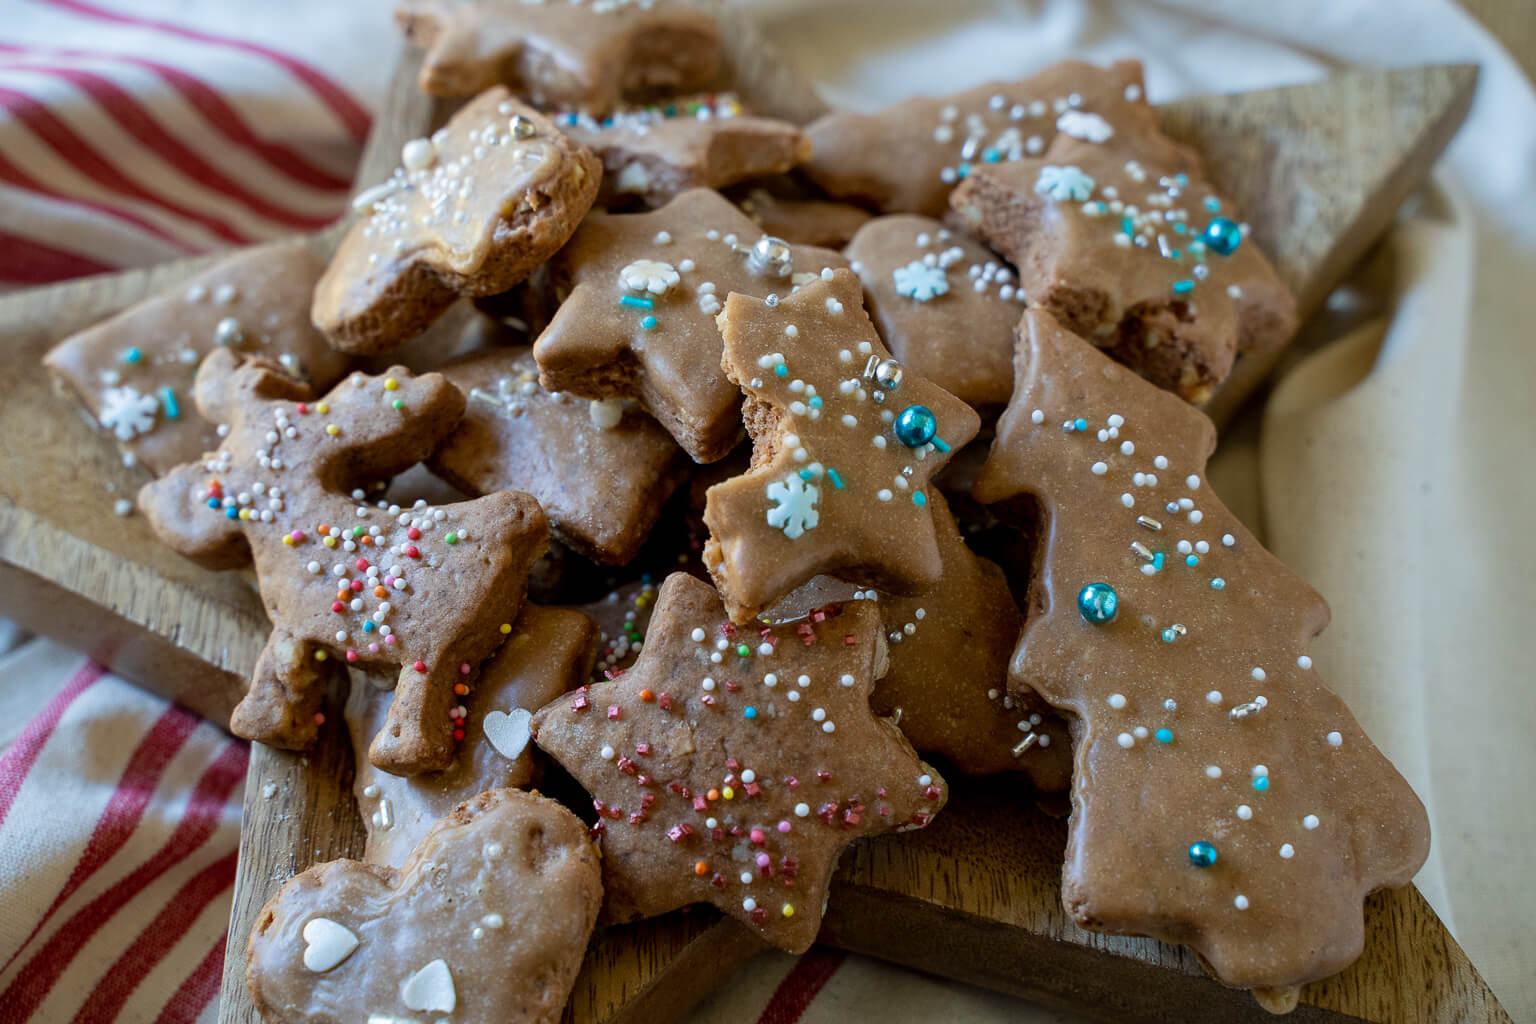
xmin=1155 ymin=728 xmax=1173 ymax=744
xmin=1077 ymin=582 xmax=1118 ymax=625
xmin=894 ymin=404 xmax=938 ymax=448
xmin=1188 ymin=841 xmax=1218 ymax=868
xmin=1253 ymin=776 xmax=1270 ymax=792
xmin=1203 ymin=217 xmax=1243 ymax=256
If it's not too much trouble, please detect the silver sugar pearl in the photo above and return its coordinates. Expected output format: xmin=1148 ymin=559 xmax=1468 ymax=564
xmin=747 ymin=235 xmax=793 ymax=278
xmin=862 ymin=355 xmax=904 ymax=393
xmin=213 ymin=317 xmax=245 ymax=347
xmin=509 ymin=115 xmax=536 ymax=140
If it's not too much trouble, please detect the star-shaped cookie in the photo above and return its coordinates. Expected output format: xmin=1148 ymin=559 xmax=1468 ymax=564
xmin=972 ymin=308 xmax=1429 ymax=990
xmin=558 ymin=95 xmax=811 ymax=209
xmin=950 ymin=133 xmax=1297 ymax=403
xmin=348 ymin=605 xmax=598 ymax=867
xmin=770 ymin=493 xmax=1071 ymax=786
xmin=531 ymin=571 xmax=946 ymax=953
xmin=395 ymin=0 xmax=721 ymax=115
xmin=429 ymin=346 xmax=690 ymax=565
xmin=846 ymin=214 xmax=1025 ymax=409
xmin=802 ymin=59 xmax=1151 ymax=218
xmin=701 ymin=268 xmax=981 ymax=623
xmin=44 ymin=240 xmax=353 ymax=476
xmin=313 ymin=87 xmax=600 ymax=356
xmin=246 ymin=788 xmax=601 ymax=1024
xmin=532 ymin=187 xmax=847 ymax=463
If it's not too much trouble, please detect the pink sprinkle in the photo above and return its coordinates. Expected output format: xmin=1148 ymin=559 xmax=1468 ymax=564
xmin=350 ymin=580 xmax=364 ymax=591
xmin=355 ymin=559 xmax=369 ymax=571
xmin=459 ymin=663 xmax=471 ymax=675
xmin=778 ymin=821 xmax=791 ymax=833
xmin=756 ymin=852 xmax=770 ymax=867
xmin=368 ymin=643 xmax=379 ymax=653
xmin=345 ymin=650 xmax=358 ymax=663
xmin=384 ymin=635 xmax=396 ymax=645
xmin=414 ymin=660 xmax=427 ymax=672
xmin=289 ymin=530 xmax=304 ymax=542
xmin=749 ymin=828 xmax=765 ymax=844
xmin=384 ymin=575 xmax=395 ymax=587
xmin=297 ymin=403 xmax=309 ymax=415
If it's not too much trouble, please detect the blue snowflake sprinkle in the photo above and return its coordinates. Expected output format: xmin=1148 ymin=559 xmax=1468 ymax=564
xmin=892 ymin=260 xmax=950 ymax=302
xmin=1035 ymin=165 xmax=1096 ymax=202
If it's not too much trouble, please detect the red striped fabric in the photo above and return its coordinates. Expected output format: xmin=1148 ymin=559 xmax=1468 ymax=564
xmin=0 ymin=703 xmax=200 ymax=976
xmin=0 ymin=661 xmax=103 ymax=831
xmin=0 ymin=740 xmax=248 ymax=1021
xmin=0 ymin=147 xmax=201 ymax=254
xmin=0 ymin=228 xmax=116 ymax=282
xmin=39 ymin=0 xmax=372 ymax=142
xmin=152 ymin=932 xmax=228 ymax=1024
xmin=757 ymin=948 xmax=848 ymax=1024
xmin=0 ymin=60 xmax=338 ymax=231
xmin=68 ymin=848 xmax=239 ymax=1023
xmin=0 ymin=42 xmax=352 ymax=190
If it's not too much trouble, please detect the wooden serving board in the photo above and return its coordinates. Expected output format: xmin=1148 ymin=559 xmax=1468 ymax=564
xmin=0 ymin=10 xmax=1503 ymax=1024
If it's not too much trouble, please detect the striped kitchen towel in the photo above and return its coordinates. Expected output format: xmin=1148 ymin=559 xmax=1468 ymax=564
xmin=0 ymin=0 xmax=392 ymax=287
xmin=0 ymin=660 xmax=246 ymax=1024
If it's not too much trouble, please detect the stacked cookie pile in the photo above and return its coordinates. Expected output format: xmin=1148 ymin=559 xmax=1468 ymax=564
xmin=43 ymin=2 xmax=1431 ymax=1022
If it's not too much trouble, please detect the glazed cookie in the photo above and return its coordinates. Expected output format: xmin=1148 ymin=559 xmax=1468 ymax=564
xmin=531 ymin=571 xmax=946 ymax=953
xmin=701 ymin=269 xmax=980 ymax=623
xmin=429 ymin=346 xmax=690 ymax=565
xmin=737 ymin=189 xmax=874 ymax=250
xmin=395 ymin=0 xmax=721 ymax=115
xmin=846 ymin=215 xmax=1025 ymax=409
xmin=950 ymin=135 xmax=1297 ymax=403
xmin=139 ymin=352 xmax=549 ymax=775
xmin=972 ymin=308 xmax=1429 ymax=991
xmin=44 ymin=241 xmax=352 ymax=476
xmin=770 ymin=493 xmax=1071 ymax=786
xmin=348 ymin=605 xmax=598 ymax=867
xmin=558 ymin=95 xmax=811 ymax=208
xmin=313 ymin=88 xmax=600 ymax=356
xmin=246 ymin=788 xmax=602 ymax=1024
xmin=532 ymin=187 xmax=846 ymax=463
xmin=803 ymin=60 xmax=1151 ymax=218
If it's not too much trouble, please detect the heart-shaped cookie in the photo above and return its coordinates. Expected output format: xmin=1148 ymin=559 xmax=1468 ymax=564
xmin=246 ymin=788 xmax=602 ymax=1024
xmin=483 ymin=708 xmax=533 ymax=762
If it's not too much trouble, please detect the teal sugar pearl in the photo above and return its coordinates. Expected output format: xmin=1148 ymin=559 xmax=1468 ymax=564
xmin=894 ymin=405 xmax=937 ymax=448
xmin=1203 ymin=217 xmax=1243 ymax=256
xmin=1155 ymin=728 xmax=1173 ymax=744
xmin=1253 ymin=776 xmax=1270 ymax=792
xmin=1188 ymin=841 xmax=1218 ymax=868
xmin=1077 ymin=582 xmax=1118 ymax=625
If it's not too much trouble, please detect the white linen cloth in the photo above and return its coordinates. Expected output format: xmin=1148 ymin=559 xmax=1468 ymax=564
xmin=0 ymin=0 xmax=1530 ymax=1020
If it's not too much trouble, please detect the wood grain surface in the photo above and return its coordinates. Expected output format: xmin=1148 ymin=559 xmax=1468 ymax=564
xmin=0 ymin=17 xmax=1507 ymax=1024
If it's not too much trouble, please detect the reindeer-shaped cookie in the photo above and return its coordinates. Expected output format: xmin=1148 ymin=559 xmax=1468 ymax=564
xmin=141 ymin=350 xmax=548 ymax=776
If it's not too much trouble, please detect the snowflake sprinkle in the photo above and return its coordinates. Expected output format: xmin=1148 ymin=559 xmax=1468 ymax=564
xmin=1035 ymin=165 xmax=1096 ymax=202
xmin=618 ymin=259 xmax=681 ymax=295
xmin=766 ymin=473 xmax=819 ymax=539
xmin=99 ymin=386 xmax=160 ymax=440
xmin=1055 ymin=110 xmax=1115 ymax=144
xmin=892 ymin=260 xmax=950 ymax=302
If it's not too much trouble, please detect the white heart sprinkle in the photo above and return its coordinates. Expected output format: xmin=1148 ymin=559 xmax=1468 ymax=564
xmin=301 ymin=917 xmax=359 ymax=972
xmin=482 ymin=708 xmax=532 ymax=761
xmin=401 ymin=958 xmax=456 ymax=1014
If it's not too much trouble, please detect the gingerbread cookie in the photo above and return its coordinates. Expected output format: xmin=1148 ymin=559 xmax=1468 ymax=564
xmin=139 ymin=351 xmax=549 ymax=775
xmin=802 ymin=60 xmax=1151 ymax=218
xmin=532 ymin=187 xmax=846 ymax=463
xmin=531 ymin=571 xmax=946 ymax=953
xmin=429 ymin=346 xmax=690 ymax=565
xmin=770 ymin=493 xmax=1070 ymax=786
xmin=846 ymin=215 xmax=1024 ymax=409
xmin=950 ymin=134 xmax=1297 ymax=403
xmin=44 ymin=241 xmax=353 ymax=477
xmin=701 ymin=268 xmax=980 ymax=624
xmin=246 ymin=787 xmax=601 ymax=1024
xmin=314 ymin=88 xmax=600 ymax=356
xmin=348 ymin=605 xmax=598 ymax=867
xmin=559 ymin=95 xmax=811 ymax=208
xmin=395 ymin=0 xmax=721 ymax=115
xmin=972 ymin=309 xmax=1429 ymax=990
xmin=737 ymin=188 xmax=873 ymax=249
